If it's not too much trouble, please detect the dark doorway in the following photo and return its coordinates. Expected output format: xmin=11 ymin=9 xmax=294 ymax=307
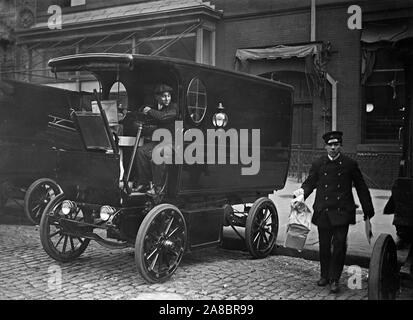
xmin=292 ymin=103 xmax=313 ymax=148
xmin=260 ymin=70 xmax=313 ymax=148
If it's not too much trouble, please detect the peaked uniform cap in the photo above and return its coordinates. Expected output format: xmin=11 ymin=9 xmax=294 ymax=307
xmin=322 ymin=131 xmax=343 ymax=144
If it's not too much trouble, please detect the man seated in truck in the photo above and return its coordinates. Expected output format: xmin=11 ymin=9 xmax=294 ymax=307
xmin=134 ymin=84 xmax=178 ymax=196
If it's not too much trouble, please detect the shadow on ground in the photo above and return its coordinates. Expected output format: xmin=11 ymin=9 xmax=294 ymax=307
xmin=0 ymin=200 xmax=33 ymax=226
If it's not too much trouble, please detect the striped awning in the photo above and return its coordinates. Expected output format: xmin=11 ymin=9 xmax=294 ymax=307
xmin=235 ymin=43 xmax=321 ymax=62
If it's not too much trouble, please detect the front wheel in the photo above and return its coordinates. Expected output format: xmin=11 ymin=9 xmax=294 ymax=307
xmin=245 ymin=197 xmax=279 ymax=259
xmin=24 ymin=178 xmax=62 ymax=225
xmin=135 ymin=204 xmax=187 ymax=283
xmin=39 ymin=193 xmax=90 ymax=262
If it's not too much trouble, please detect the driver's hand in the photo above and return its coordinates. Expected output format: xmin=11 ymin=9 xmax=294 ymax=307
xmin=143 ymin=106 xmax=151 ymax=114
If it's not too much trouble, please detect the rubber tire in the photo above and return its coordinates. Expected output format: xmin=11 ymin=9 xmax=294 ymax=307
xmin=39 ymin=193 xmax=90 ymax=262
xmin=368 ymin=233 xmax=399 ymax=300
xmin=245 ymin=197 xmax=279 ymax=259
xmin=24 ymin=178 xmax=62 ymax=225
xmin=135 ymin=203 xmax=187 ymax=283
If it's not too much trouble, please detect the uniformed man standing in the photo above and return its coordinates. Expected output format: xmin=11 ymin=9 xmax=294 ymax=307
xmin=293 ymin=131 xmax=375 ymax=293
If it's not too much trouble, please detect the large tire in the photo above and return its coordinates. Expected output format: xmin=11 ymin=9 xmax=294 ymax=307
xmin=368 ymin=233 xmax=399 ymax=300
xmin=245 ymin=197 xmax=279 ymax=259
xmin=24 ymin=178 xmax=62 ymax=225
xmin=135 ymin=204 xmax=187 ymax=283
xmin=40 ymin=193 xmax=90 ymax=262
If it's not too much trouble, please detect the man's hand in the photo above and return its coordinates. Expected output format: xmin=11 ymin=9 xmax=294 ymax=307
xmin=142 ymin=106 xmax=151 ymax=114
xmin=291 ymin=188 xmax=304 ymax=204
xmin=364 ymin=218 xmax=373 ymax=244
xmin=293 ymin=188 xmax=304 ymax=198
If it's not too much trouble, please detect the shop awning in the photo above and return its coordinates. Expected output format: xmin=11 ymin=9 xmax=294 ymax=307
xmin=235 ymin=43 xmax=321 ymax=61
xmin=235 ymin=42 xmax=329 ymax=99
xmin=361 ymin=23 xmax=413 ymax=43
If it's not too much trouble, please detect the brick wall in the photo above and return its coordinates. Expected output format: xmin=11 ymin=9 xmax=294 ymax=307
xmin=213 ymin=3 xmax=364 ymax=152
xmin=288 ymin=148 xmax=401 ymax=190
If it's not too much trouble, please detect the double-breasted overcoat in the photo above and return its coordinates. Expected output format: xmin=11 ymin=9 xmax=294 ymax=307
xmin=301 ymin=154 xmax=375 ymax=227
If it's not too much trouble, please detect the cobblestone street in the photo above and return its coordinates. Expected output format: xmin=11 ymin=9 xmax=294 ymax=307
xmin=0 ymin=223 xmax=373 ymax=301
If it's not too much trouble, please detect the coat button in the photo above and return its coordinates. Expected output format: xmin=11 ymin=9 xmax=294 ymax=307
xmin=325 ymin=184 xmax=328 ymax=188
xmin=324 ymin=173 xmax=327 ymax=176
xmin=338 ymin=208 xmax=340 ymax=211
xmin=337 ymin=196 xmax=340 ymax=200
xmin=325 ymin=196 xmax=328 ymax=200
xmin=337 ymin=184 xmax=340 ymax=188
xmin=338 ymin=173 xmax=341 ymax=176
xmin=339 ymin=162 xmax=342 ymax=165
xmin=326 ymin=208 xmax=329 ymax=211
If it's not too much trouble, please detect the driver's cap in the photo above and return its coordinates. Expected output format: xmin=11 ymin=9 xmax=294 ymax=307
xmin=322 ymin=131 xmax=343 ymax=144
xmin=154 ymin=84 xmax=173 ymax=94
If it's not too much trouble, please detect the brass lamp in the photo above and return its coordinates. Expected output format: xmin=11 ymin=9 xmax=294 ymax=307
xmin=212 ymin=103 xmax=228 ymax=128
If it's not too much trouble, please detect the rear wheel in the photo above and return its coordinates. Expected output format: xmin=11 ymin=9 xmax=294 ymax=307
xmin=245 ymin=197 xmax=279 ymax=258
xmin=368 ymin=233 xmax=399 ymax=300
xmin=24 ymin=178 xmax=62 ymax=225
xmin=135 ymin=204 xmax=187 ymax=283
xmin=39 ymin=193 xmax=90 ymax=262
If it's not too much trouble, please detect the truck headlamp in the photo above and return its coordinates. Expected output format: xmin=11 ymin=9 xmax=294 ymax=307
xmin=61 ymin=200 xmax=76 ymax=215
xmin=100 ymin=205 xmax=116 ymax=221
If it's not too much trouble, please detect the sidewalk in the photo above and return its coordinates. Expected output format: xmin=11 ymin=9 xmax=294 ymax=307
xmin=272 ymin=177 xmax=398 ymax=268
xmin=224 ymin=177 xmax=396 ymax=268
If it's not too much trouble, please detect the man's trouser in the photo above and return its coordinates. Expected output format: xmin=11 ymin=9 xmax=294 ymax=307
xmin=317 ymin=223 xmax=349 ymax=282
xmin=136 ymin=141 xmax=172 ymax=189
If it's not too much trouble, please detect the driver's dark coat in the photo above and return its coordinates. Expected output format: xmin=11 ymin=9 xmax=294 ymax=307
xmin=144 ymin=102 xmax=178 ymax=139
xmin=301 ymin=154 xmax=375 ymax=227
xmin=122 ymin=102 xmax=178 ymax=139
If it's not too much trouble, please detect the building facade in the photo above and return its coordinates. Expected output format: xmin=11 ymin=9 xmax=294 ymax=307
xmin=2 ymin=0 xmax=413 ymax=188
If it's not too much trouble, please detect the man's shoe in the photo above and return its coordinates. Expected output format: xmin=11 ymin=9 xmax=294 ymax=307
xmin=330 ymin=281 xmax=340 ymax=293
xmin=317 ymin=278 xmax=329 ymax=287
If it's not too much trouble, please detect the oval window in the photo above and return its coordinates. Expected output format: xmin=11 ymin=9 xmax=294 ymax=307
xmin=186 ymin=78 xmax=207 ymax=124
xmin=109 ymin=81 xmax=128 ymax=108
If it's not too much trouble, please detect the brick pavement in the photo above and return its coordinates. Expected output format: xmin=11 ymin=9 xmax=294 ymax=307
xmin=0 ymin=224 xmax=374 ymax=300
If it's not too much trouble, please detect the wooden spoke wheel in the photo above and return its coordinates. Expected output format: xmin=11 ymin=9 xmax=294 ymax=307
xmin=39 ymin=193 xmax=90 ymax=262
xmin=368 ymin=233 xmax=399 ymax=300
xmin=24 ymin=178 xmax=62 ymax=225
xmin=135 ymin=204 xmax=187 ymax=283
xmin=245 ymin=197 xmax=279 ymax=259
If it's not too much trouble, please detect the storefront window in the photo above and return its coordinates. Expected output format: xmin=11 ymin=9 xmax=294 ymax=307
xmin=362 ymin=47 xmax=406 ymax=143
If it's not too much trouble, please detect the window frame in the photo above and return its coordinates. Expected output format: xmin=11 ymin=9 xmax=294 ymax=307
xmin=186 ymin=77 xmax=208 ymax=125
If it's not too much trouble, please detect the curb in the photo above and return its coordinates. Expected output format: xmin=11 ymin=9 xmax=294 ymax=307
xmin=274 ymin=245 xmax=371 ymax=269
xmin=222 ymin=235 xmax=371 ymax=269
